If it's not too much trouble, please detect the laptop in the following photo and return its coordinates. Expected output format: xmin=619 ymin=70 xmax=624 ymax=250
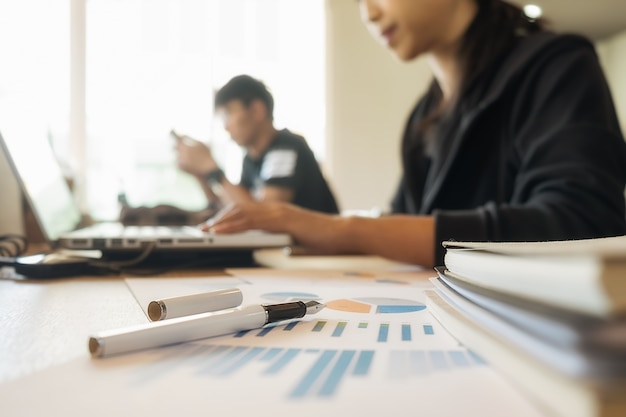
xmin=0 ymin=123 xmax=291 ymax=258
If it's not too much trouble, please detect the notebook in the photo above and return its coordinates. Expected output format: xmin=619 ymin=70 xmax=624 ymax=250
xmin=0 ymin=123 xmax=291 ymax=256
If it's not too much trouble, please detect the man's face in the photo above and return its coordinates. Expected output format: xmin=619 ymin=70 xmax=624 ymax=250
xmin=217 ymin=99 xmax=259 ymax=147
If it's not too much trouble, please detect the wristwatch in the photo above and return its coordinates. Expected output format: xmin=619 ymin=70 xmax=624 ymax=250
xmin=204 ymin=168 xmax=224 ymax=187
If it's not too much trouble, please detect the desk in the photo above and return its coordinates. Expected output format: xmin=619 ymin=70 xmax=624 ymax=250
xmin=0 ymin=268 xmax=222 ymax=383
xmin=0 ymin=259 xmax=546 ymax=417
xmin=0 ymin=275 xmax=143 ymax=383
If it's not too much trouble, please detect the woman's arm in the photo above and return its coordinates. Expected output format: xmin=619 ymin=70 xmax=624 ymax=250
xmin=209 ymin=202 xmax=436 ymax=266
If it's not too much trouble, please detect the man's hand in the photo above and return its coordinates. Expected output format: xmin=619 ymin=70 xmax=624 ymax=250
xmin=174 ymin=134 xmax=218 ymax=177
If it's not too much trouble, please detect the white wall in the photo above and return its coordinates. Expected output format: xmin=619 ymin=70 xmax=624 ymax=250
xmin=597 ymin=30 xmax=626 ymax=135
xmin=324 ymin=0 xmax=431 ymax=212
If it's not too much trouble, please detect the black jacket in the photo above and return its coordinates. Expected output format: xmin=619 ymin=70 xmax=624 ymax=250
xmin=391 ymin=32 xmax=626 ymax=263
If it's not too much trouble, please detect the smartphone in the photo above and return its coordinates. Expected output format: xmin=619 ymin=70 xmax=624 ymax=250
xmin=170 ymin=129 xmax=183 ymax=141
xmin=170 ymin=129 xmax=197 ymax=146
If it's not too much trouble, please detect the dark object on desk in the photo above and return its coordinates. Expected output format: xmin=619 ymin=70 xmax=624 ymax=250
xmin=4 ymin=248 xmax=257 ymax=279
xmin=12 ymin=253 xmax=96 ymax=279
xmin=100 ymin=248 xmax=257 ymax=272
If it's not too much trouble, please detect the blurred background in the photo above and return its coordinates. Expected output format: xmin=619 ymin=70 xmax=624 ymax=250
xmin=2 ymin=0 xmax=626 ymax=235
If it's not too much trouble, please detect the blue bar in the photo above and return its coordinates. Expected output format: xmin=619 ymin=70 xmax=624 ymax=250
xmin=312 ymin=321 xmax=327 ymax=332
xmin=401 ymin=324 xmax=412 ymax=341
xmin=218 ymin=347 xmax=265 ymax=376
xmin=429 ymin=350 xmax=448 ymax=370
xmin=423 ymin=324 xmax=434 ymax=335
xmin=389 ymin=350 xmax=408 ymax=379
xmin=256 ymin=326 xmax=274 ymax=337
xmin=205 ymin=346 xmax=248 ymax=375
xmin=263 ymin=348 xmax=301 ymax=375
xmin=318 ymin=350 xmax=356 ymax=397
xmin=332 ymin=322 xmax=347 ymax=337
xmin=377 ymin=323 xmax=389 ymax=342
xmin=195 ymin=345 xmax=231 ymax=373
xmin=448 ymin=351 xmax=470 ymax=367
xmin=289 ymin=350 xmax=337 ymax=398
xmin=353 ymin=350 xmax=374 ymax=376
xmin=234 ymin=330 xmax=250 ymax=338
xmin=259 ymin=347 xmax=283 ymax=362
xmin=283 ymin=321 xmax=299 ymax=331
xmin=181 ymin=344 xmax=221 ymax=370
xmin=377 ymin=305 xmax=425 ymax=313
xmin=409 ymin=350 xmax=429 ymax=375
xmin=467 ymin=350 xmax=488 ymax=365
xmin=358 ymin=322 xmax=368 ymax=329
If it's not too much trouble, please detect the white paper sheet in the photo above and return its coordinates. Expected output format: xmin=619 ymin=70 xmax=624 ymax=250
xmin=0 ymin=272 xmax=547 ymax=417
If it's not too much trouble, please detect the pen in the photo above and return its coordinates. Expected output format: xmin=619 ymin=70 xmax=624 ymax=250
xmin=89 ymin=300 xmax=326 ymax=358
xmin=147 ymin=287 xmax=243 ymax=321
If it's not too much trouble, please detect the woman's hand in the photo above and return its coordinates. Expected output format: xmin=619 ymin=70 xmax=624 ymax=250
xmin=201 ymin=201 xmax=345 ymax=254
xmin=203 ymin=201 xmax=294 ymax=234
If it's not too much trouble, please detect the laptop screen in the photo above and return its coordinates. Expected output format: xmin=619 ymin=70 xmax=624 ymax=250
xmin=0 ymin=124 xmax=82 ymax=244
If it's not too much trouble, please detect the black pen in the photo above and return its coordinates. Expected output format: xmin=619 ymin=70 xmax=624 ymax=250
xmin=89 ymin=300 xmax=325 ymax=358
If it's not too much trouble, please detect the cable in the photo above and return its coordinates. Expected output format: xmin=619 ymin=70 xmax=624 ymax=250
xmin=86 ymin=241 xmax=157 ymax=274
xmin=0 ymin=234 xmax=28 ymax=257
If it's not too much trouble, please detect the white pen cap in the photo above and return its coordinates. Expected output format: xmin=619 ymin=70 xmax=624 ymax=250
xmin=147 ymin=287 xmax=243 ymax=321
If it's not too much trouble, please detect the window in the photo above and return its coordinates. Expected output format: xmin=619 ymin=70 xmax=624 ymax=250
xmin=1 ymin=0 xmax=326 ymax=222
xmin=84 ymin=0 xmax=326 ymax=220
xmin=0 ymin=1 xmax=70 ymax=163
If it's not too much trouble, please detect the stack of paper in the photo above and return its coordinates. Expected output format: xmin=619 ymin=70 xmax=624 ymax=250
xmin=425 ymin=236 xmax=626 ymax=417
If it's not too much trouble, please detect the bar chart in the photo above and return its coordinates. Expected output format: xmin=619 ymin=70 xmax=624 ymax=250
xmin=142 ymin=342 xmax=485 ymax=399
xmin=171 ymin=315 xmax=478 ymax=399
xmin=233 ymin=319 xmax=438 ymax=343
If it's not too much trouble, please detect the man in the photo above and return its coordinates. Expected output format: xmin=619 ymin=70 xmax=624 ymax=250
xmin=120 ymin=75 xmax=338 ymax=226
xmin=175 ymin=74 xmax=339 ymax=216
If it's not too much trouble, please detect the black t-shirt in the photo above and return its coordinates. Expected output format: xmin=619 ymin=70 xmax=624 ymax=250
xmin=241 ymin=129 xmax=339 ymax=214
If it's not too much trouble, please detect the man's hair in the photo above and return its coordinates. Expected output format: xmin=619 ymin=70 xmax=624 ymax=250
xmin=214 ymin=75 xmax=275 ymax=120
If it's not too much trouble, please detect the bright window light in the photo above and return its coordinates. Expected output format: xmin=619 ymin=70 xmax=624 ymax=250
xmin=85 ymin=0 xmax=326 ymax=220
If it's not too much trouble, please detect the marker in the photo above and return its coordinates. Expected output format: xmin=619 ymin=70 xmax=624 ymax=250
xmin=147 ymin=288 xmax=243 ymax=321
xmin=89 ymin=300 xmax=326 ymax=358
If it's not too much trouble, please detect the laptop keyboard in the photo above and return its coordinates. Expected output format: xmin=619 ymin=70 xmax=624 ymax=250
xmin=80 ymin=223 xmax=205 ymax=238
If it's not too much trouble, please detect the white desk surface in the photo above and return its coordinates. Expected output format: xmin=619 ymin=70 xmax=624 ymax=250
xmin=0 ymin=275 xmax=145 ymax=383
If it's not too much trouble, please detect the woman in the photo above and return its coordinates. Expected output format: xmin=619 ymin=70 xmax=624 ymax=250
xmin=206 ymin=0 xmax=626 ymax=267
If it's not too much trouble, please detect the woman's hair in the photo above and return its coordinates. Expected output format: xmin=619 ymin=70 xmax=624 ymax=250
xmin=458 ymin=0 xmax=544 ymax=98
xmin=419 ymin=0 xmax=544 ymax=132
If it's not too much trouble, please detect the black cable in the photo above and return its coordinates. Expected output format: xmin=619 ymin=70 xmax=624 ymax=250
xmin=86 ymin=241 xmax=157 ymax=274
xmin=0 ymin=234 xmax=28 ymax=257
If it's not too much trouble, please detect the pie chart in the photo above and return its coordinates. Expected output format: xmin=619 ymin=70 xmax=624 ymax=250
xmin=326 ymin=297 xmax=426 ymax=314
